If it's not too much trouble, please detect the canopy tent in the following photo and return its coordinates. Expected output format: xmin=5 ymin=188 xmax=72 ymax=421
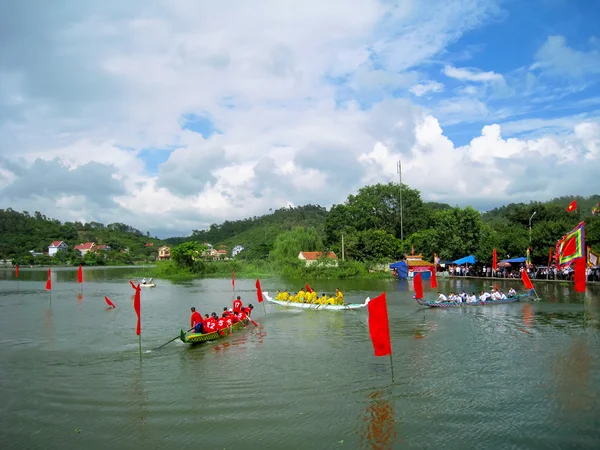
xmin=451 ymin=255 xmax=476 ymax=265
xmin=501 ymin=257 xmax=526 ymax=263
xmin=389 ymin=261 xmax=409 ymax=279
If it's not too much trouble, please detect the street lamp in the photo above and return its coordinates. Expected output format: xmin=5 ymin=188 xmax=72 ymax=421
xmin=529 ymin=211 xmax=537 ymax=244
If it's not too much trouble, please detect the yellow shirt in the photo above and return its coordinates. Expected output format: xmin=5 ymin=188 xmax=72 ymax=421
xmin=298 ymin=290 xmax=305 ymax=299
xmin=281 ymin=292 xmax=289 ymax=300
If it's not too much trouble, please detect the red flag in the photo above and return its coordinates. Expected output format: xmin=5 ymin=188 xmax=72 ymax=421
xmin=47 ymin=267 xmax=51 ymax=278
xmin=430 ymin=266 xmax=437 ymax=289
xmin=46 ymin=267 xmax=52 ymax=291
xmin=130 ymin=280 xmax=141 ymax=335
xmin=521 ymin=270 xmax=534 ymax=290
xmin=413 ymin=272 xmax=423 ymax=299
xmin=256 ymin=279 xmax=264 ymax=303
xmin=305 ymin=284 xmax=313 ymax=293
xmin=573 ymin=258 xmax=586 ymax=293
xmin=15 ymin=264 xmax=19 ymax=278
xmin=566 ymin=200 xmax=577 ymax=212
xmin=367 ymin=293 xmax=392 ymax=357
xmin=78 ymin=265 xmax=83 ymax=283
xmin=492 ymin=248 xmax=498 ymax=271
xmin=104 ymin=296 xmax=116 ymax=308
xmin=547 ymin=247 xmax=553 ymax=269
xmin=232 ymin=271 xmax=235 ymax=290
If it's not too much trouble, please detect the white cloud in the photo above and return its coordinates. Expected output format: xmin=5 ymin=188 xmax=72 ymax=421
xmin=0 ymin=1 xmax=598 ymax=237
xmin=531 ymin=35 xmax=600 ymax=78
xmin=410 ymin=81 xmax=444 ymax=96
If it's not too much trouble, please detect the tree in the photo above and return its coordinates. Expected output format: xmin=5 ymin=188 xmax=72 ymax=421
xmin=344 ymin=229 xmax=401 ymax=261
xmin=171 ymin=242 xmax=209 ymax=267
xmin=270 ymin=227 xmax=323 ymax=261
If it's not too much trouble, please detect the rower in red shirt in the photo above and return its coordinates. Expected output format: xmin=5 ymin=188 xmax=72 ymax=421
xmin=190 ymin=307 xmax=203 ymax=333
xmin=216 ymin=314 xmax=228 ymax=331
xmin=203 ymin=313 xmax=217 ymax=333
xmin=242 ymin=304 xmax=254 ymax=317
xmin=233 ymin=296 xmax=243 ymax=313
xmin=237 ymin=310 xmax=247 ymax=322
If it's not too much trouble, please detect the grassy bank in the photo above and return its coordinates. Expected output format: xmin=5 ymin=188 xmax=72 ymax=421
xmin=134 ymin=259 xmax=392 ymax=280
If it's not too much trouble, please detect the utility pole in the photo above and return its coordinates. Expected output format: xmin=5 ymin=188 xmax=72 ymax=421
xmin=529 ymin=211 xmax=536 ymax=245
xmin=397 ymin=160 xmax=403 ymax=241
xmin=341 ymin=233 xmax=345 ymax=262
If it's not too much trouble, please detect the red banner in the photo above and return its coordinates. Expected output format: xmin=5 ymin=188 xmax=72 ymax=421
xmin=368 ymin=293 xmax=392 ymax=357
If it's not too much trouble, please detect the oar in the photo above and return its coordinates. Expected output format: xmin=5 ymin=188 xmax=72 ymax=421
xmin=154 ymin=327 xmax=193 ymax=350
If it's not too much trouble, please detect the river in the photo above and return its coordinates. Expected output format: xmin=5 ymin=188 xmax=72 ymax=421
xmin=1 ymin=267 xmax=599 ymax=449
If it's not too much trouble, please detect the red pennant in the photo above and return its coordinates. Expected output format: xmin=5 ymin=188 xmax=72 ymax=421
xmin=573 ymin=258 xmax=586 ymax=293
xmin=104 ymin=296 xmax=116 ymax=308
xmin=15 ymin=264 xmax=19 ymax=278
xmin=305 ymin=284 xmax=313 ymax=293
xmin=547 ymin=247 xmax=553 ymax=269
xmin=566 ymin=200 xmax=577 ymax=212
xmin=521 ymin=270 xmax=534 ymax=290
xmin=232 ymin=271 xmax=235 ymax=290
xmin=430 ymin=266 xmax=437 ymax=289
xmin=78 ymin=265 xmax=83 ymax=284
xmin=45 ymin=278 xmax=52 ymax=290
xmin=256 ymin=279 xmax=264 ymax=303
xmin=368 ymin=293 xmax=392 ymax=357
xmin=413 ymin=272 xmax=423 ymax=299
xmin=492 ymin=248 xmax=498 ymax=271
xmin=130 ymin=280 xmax=141 ymax=335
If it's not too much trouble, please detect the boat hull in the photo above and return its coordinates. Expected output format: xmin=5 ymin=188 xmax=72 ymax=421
xmin=180 ymin=319 xmax=248 ymax=344
xmin=263 ymin=292 xmax=369 ymax=311
xmin=140 ymin=283 xmax=156 ymax=288
xmin=415 ymin=294 xmax=527 ymax=308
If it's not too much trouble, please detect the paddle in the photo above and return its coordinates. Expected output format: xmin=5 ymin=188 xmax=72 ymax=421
xmin=154 ymin=327 xmax=194 ymax=350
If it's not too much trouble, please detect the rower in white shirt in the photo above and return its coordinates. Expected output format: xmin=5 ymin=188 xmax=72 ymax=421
xmin=436 ymin=292 xmax=448 ymax=303
xmin=499 ymin=291 xmax=507 ymax=300
xmin=479 ymin=291 xmax=491 ymax=302
xmin=508 ymin=288 xmax=517 ymax=297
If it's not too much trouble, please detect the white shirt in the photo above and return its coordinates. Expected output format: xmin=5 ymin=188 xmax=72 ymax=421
xmin=437 ymin=294 xmax=448 ymax=302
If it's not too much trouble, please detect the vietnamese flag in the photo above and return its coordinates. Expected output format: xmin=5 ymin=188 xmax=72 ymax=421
xmin=521 ymin=270 xmax=534 ymax=290
xmin=573 ymin=258 xmax=586 ymax=293
xmin=256 ymin=279 xmax=264 ymax=303
xmin=232 ymin=271 xmax=235 ymax=290
xmin=566 ymin=200 xmax=577 ymax=212
xmin=15 ymin=264 xmax=19 ymax=278
xmin=130 ymin=280 xmax=141 ymax=335
xmin=78 ymin=265 xmax=83 ymax=283
xmin=367 ymin=293 xmax=392 ymax=357
xmin=46 ymin=268 xmax=52 ymax=291
xmin=104 ymin=296 xmax=116 ymax=308
xmin=492 ymin=248 xmax=498 ymax=271
xmin=305 ymin=284 xmax=313 ymax=293
xmin=430 ymin=267 xmax=437 ymax=289
xmin=413 ymin=272 xmax=423 ymax=299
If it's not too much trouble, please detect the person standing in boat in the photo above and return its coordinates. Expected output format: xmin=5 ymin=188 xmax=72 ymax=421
xmin=190 ymin=307 xmax=203 ymax=333
xmin=233 ymin=296 xmax=243 ymax=313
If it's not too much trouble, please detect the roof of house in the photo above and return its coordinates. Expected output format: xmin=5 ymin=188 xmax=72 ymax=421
xmin=74 ymin=242 xmax=95 ymax=250
xmin=216 ymin=249 xmax=227 ymax=254
xmin=49 ymin=241 xmax=65 ymax=247
xmin=405 ymin=254 xmax=433 ymax=267
xmin=158 ymin=245 xmax=170 ymax=250
xmin=95 ymin=245 xmax=109 ymax=250
xmin=145 ymin=242 xmax=154 ymax=247
xmin=300 ymin=251 xmax=338 ymax=261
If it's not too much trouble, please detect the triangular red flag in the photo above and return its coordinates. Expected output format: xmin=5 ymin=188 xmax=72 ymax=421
xmin=46 ymin=267 xmax=51 ymax=290
xmin=305 ymin=284 xmax=313 ymax=293
xmin=566 ymin=200 xmax=577 ymax=212
xmin=104 ymin=296 xmax=116 ymax=308
xmin=413 ymin=272 xmax=423 ymax=299
xmin=130 ymin=280 xmax=141 ymax=335
xmin=232 ymin=271 xmax=235 ymax=290
xmin=430 ymin=266 xmax=437 ymax=289
xmin=78 ymin=265 xmax=83 ymax=284
xmin=256 ymin=279 xmax=264 ymax=303
xmin=367 ymin=293 xmax=392 ymax=357
xmin=15 ymin=264 xmax=19 ymax=278
xmin=573 ymin=258 xmax=586 ymax=293
xmin=492 ymin=248 xmax=498 ymax=271
xmin=521 ymin=270 xmax=534 ymax=290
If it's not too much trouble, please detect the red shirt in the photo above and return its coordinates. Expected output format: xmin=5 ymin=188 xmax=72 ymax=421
xmin=233 ymin=299 xmax=242 ymax=313
xmin=225 ymin=317 xmax=233 ymax=327
xmin=203 ymin=318 xmax=217 ymax=333
xmin=237 ymin=311 xmax=247 ymax=321
xmin=191 ymin=311 xmax=202 ymax=327
xmin=216 ymin=318 xmax=227 ymax=330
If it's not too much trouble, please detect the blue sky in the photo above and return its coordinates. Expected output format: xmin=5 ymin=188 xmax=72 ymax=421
xmin=0 ymin=0 xmax=598 ymax=237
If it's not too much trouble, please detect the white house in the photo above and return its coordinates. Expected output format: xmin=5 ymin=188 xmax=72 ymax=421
xmin=48 ymin=241 xmax=68 ymax=257
xmin=74 ymin=242 xmax=96 ymax=256
xmin=298 ymin=251 xmax=339 ymax=267
xmin=232 ymin=245 xmax=244 ymax=257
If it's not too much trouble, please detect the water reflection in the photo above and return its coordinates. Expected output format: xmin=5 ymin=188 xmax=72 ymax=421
xmin=43 ymin=307 xmax=54 ymax=347
xmin=129 ymin=367 xmax=147 ymax=426
xmin=356 ymin=389 xmax=398 ymax=449
xmin=77 ymin=292 xmax=83 ymax=303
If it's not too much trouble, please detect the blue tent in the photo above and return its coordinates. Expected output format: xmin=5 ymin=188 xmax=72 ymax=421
xmin=502 ymin=257 xmax=526 ymax=263
xmin=451 ymin=255 xmax=476 ymax=265
xmin=389 ymin=261 xmax=408 ymax=279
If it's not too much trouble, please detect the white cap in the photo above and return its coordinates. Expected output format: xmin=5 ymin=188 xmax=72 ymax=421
xmin=228 ymin=308 xmax=233 ymax=312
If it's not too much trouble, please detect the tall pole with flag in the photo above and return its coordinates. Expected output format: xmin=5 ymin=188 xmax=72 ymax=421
xmin=368 ymin=292 xmax=394 ymax=383
xmin=15 ymin=264 xmax=19 ymax=290
xmin=130 ymin=280 xmax=142 ymax=362
xmin=46 ymin=267 xmax=52 ymax=305
xmin=256 ymin=279 xmax=266 ymax=315
xmin=397 ymin=160 xmax=403 ymax=242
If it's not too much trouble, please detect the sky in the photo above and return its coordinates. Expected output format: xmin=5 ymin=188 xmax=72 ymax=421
xmin=1 ymin=0 xmax=599 ymax=238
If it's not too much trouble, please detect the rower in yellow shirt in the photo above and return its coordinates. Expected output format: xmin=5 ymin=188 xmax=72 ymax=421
xmin=335 ymin=288 xmax=344 ymax=305
xmin=297 ymin=289 xmax=305 ymax=302
xmin=281 ymin=291 xmax=289 ymax=301
xmin=309 ymin=290 xmax=318 ymax=303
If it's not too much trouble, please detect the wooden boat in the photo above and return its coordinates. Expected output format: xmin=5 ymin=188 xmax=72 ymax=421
xmin=140 ymin=283 xmax=156 ymax=288
xmin=415 ymin=294 xmax=528 ymax=308
xmin=179 ymin=319 xmax=249 ymax=344
xmin=263 ymin=292 xmax=370 ymax=311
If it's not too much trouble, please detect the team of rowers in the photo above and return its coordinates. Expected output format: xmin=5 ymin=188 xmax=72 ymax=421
xmin=189 ymin=296 xmax=254 ymax=334
xmin=435 ymin=287 xmax=518 ymax=303
xmin=274 ymin=288 xmax=345 ymax=305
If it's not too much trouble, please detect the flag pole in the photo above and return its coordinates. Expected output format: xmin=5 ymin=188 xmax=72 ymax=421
xmin=389 ymin=354 xmax=395 ymax=384
xmin=138 ymin=334 xmax=142 ymax=363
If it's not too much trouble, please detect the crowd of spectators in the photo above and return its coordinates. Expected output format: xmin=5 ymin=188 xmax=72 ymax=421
xmin=445 ymin=264 xmax=599 ymax=282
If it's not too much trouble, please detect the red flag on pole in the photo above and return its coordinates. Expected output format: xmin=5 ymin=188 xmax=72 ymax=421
xmin=521 ymin=270 xmax=534 ymax=290
xmin=256 ymin=279 xmax=264 ymax=303
xmin=305 ymin=284 xmax=313 ymax=293
xmin=547 ymin=247 xmax=553 ymax=268
xmin=78 ymin=265 xmax=83 ymax=283
xmin=47 ymin=267 xmax=51 ymax=278
xmin=15 ymin=264 xmax=19 ymax=278
xmin=367 ymin=293 xmax=392 ymax=357
xmin=104 ymin=296 xmax=116 ymax=308
xmin=566 ymin=200 xmax=577 ymax=212
xmin=413 ymin=272 xmax=423 ymax=299
xmin=492 ymin=248 xmax=498 ymax=271
xmin=573 ymin=258 xmax=586 ymax=293
xmin=430 ymin=266 xmax=437 ymax=289
xmin=45 ymin=267 xmax=52 ymax=290
xmin=232 ymin=271 xmax=235 ymax=290
xmin=130 ymin=280 xmax=141 ymax=335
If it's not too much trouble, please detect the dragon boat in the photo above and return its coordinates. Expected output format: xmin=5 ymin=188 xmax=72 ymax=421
xmin=263 ymin=292 xmax=370 ymax=311
xmin=140 ymin=283 xmax=156 ymax=288
xmin=415 ymin=294 xmax=529 ymax=308
xmin=179 ymin=319 xmax=249 ymax=344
